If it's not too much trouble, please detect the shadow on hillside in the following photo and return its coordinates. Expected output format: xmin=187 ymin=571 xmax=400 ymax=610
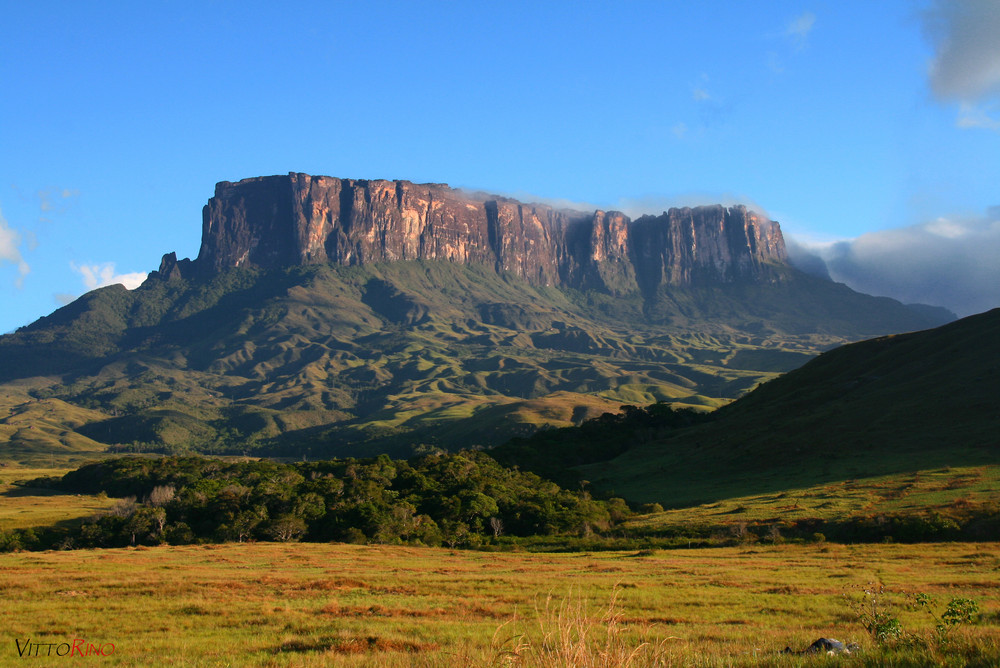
xmin=1 ymin=485 xmax=64 ymax=498
xmin=590 ymin=439 xmax=1000 ymax=508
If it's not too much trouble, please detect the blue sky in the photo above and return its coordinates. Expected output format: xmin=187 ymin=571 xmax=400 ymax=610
xmin=2 ymin=1 xmax=999 ymax=333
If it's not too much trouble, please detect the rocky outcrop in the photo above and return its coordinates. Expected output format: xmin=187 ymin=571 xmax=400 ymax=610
xmin=153 ymin=173 xmax=788 ymax=294
xmin=156 ymin=252 xmax=194 ymax=281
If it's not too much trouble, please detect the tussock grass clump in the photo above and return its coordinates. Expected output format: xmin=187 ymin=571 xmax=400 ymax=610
xmin=484 ymin=587 xmax=677 ymax=667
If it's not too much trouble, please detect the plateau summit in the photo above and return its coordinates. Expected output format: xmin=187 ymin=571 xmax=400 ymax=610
xmin=158 ymin=173 xmax=786 ymax=293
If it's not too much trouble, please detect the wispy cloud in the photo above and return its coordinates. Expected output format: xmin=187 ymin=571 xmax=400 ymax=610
xmin=0 ymin=206 xmax=30 ymax=288
xmin=766 ymin=11 xmax=816 ymax=73
xmin=788 ymin=207 xmax=1000 ymax=317
xmin=956 ymin=101 xmax=1000 ymax=130
xmin=682 ymin=75 xmax=736 ymax=132
xmin=71 ymin=262 xmax=147 ymax=291
xmin=785 ymin=11 xmax=816 ymax=49
xmin=613 ymin=193 xmax=772 ymax=221
xmin=923 ymin=0 xmax=1000 ymax=130
xmin=766 ymin=51 xmax=785 ymax=75
xmin=36 ymin=188 xmax=79 ymax=222
xmin=457 ymin=188 xmax=771 ymax=222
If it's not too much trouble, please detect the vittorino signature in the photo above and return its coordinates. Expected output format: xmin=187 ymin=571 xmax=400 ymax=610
xmin=14 ymin=638 xmax=115 ymax=658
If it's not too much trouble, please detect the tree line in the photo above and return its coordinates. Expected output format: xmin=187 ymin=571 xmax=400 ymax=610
xmin=491 ymin=402 xmax=710 ymax=488
xmin=2 ymin=452 xmax=630 ymax=551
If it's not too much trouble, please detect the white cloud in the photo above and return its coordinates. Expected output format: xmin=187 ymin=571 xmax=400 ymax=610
xmin=787 ymin=207 xmax=1000 ymax=317
xmin=785 ymin=12 xmax=816 ymax=49
xmin=71 ymin=262 xmax=147 ymax=291
xmin=0 ymin=207 xmax=30 ymax=288
xmin=924 ymin=217 xmax=968 ymax=239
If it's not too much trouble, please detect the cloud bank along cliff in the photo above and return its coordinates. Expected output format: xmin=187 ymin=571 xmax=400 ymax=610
xmin=154 ymin=173 xmax=788 ymax=297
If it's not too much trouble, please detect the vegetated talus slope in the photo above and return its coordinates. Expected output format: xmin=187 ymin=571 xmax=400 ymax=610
xmin=0 ymin=259 xmax=953 ymax=463
xmin=582 ymin=308 xmax=1000 ymax=505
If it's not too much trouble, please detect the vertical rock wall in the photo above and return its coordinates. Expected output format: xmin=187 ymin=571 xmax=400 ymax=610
xmin=177 ymin=173 xmax=787 ymax=293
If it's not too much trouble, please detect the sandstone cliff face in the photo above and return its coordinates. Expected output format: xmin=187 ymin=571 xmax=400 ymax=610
xmin=163 ymin=173 xmax=787 ymax=294
xmin=631 ymin=205 xmax=787 ymax=291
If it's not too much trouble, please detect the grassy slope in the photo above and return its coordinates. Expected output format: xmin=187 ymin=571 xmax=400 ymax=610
xmin=0 ymin=387 xmax=110 ymax=466
xmin=625 ymin=464 xmax=1000 ymax=531
xmin=583 ymin=308 xmax=1000 ymax=506
xmin=3 ymin=260 xmax=943 ymax=462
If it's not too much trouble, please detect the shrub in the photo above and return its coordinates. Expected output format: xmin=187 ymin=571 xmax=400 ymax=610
xmin=849 ymin=582 xmax=904 ymax=646
xmin=916 ymin=593 xmax=980 ymax=645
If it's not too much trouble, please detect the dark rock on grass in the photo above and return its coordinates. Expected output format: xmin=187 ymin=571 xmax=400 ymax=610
xmin=783 ymin=637 xmax=860 ymax=655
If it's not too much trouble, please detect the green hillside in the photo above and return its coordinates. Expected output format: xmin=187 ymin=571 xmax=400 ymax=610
xmin=580 ymin=308 xmax=1000 ymax=506
xmin=0 ymin=260 xmax=953 ymax=464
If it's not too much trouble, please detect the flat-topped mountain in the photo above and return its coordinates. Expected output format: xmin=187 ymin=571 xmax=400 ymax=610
xmin=0 ymin=174 xmax=954 ymax=464
xmin=158 ymin=173 xmax=786 ymax=293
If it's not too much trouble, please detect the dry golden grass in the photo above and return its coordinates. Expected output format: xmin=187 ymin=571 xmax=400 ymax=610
xmin=1 ymin=541 xmax=997 ymax=666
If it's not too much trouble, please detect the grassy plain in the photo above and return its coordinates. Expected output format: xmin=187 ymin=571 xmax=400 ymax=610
xmin=1 ymin=541 xmax=998 ymax=666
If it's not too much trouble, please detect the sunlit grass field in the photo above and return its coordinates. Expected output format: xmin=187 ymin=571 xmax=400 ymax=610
xmin=2 ymin=463 xmax=998 ymax=665
xmin=0 ymin=467 xmax=115 ymax=532
xmin=625 ymin=465 xmax=1000 ymax=529
xmin=1 ymin=541 xmax=997 ymax=666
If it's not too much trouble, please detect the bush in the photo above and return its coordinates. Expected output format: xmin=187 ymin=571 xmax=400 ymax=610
xmin=164 ymin=522 xmax=195 ymax=545
xmin=916 ymin=593 xmax=980 ymax=644
xmin=849 ymin=582 xmax=904 ymax=646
